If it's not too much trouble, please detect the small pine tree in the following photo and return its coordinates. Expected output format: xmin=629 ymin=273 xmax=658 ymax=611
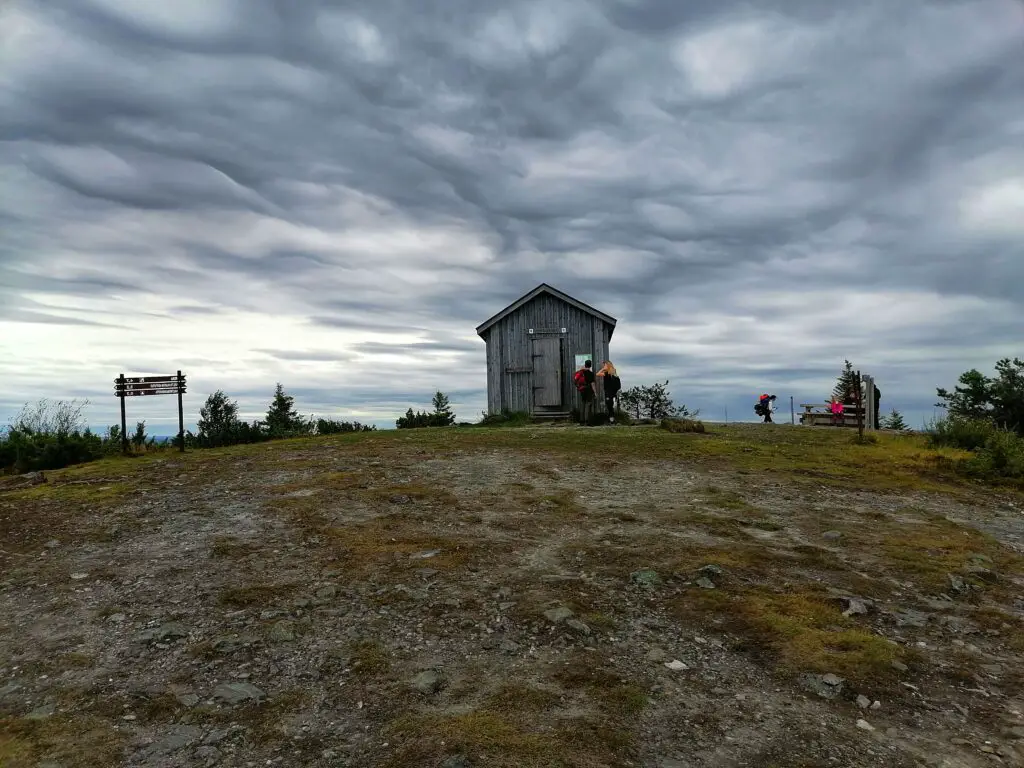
xmin=431 ymin=391 xmax=456 ymax=427
xmin=197 ymin=390 xmax=241 ymax=447
xmin=880 ymin=409 xmax=908 ymax=431
xmin=265 ymin=383 xmax=302 ymax=436
xmin=833 ymin=360 xmax=857 ymax=401
xmin=131 ymin=420 xmax=148 ymax=449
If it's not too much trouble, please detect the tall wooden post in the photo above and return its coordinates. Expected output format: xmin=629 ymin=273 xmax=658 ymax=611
xmin=118 ymin=373 xmax=128 ymax=455
xmin=176 ymin=370 xmax=185 ymax=453
xmin=790 ymin=396 xmax=795 ymax=425
xmin=854 ymin=371 xmax=864 ymax=440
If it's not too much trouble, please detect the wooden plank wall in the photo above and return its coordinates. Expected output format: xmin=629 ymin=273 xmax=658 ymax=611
xmin=482 ymin=293 xmax=611 ymax=415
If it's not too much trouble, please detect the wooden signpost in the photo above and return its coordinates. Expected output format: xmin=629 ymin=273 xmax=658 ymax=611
xmin=114 ymin=371 xmax=187 ymax=454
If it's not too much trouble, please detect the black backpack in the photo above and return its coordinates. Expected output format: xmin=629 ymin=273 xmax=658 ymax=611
xmin=606 ymin=374 xmax=621 ymax=396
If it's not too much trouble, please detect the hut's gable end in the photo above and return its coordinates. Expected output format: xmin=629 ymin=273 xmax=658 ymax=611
xmin=477 ymin=285 xmax=616 ymax=416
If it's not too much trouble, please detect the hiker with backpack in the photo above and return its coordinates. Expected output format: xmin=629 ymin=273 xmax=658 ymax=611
xmin=573 ymin=359 xmax=598 ymax=425
xmin=597 ymin=361 xmax=621 ymax=424
xmin=755 ymin=393 xmax=777 ymax=423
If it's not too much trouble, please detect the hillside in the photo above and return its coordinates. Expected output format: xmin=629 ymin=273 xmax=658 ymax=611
xmin=1 ymin=424 xmax=1022 ymax=768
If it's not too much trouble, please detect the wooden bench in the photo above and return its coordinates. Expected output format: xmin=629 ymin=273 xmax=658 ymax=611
xmin=799 ymin=403 xmax=865 ymax=428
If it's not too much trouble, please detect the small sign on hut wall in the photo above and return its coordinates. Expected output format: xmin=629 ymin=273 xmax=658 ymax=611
xmin=574 ymin=353 xmax=592 ymax=369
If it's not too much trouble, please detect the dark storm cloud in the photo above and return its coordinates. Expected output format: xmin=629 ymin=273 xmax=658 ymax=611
xmin=2 ymin=0 xmax=1022 ymax=429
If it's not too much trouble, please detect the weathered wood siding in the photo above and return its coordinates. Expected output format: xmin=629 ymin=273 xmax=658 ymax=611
xmin=482 ymin=293 xmax=612 ymax=415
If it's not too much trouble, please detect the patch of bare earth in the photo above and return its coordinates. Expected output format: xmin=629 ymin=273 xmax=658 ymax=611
xmin=1 ymin=426 xmax=1023 ymax=768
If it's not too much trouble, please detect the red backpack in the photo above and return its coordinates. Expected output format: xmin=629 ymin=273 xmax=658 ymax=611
xmin=573 ymin=370 xmax=587 ymax=391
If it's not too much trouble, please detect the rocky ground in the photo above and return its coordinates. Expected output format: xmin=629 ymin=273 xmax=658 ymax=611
xmin=1 ymin=424 xmax=1023 ymax=768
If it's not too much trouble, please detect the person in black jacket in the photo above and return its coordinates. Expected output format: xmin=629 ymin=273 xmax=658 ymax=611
xmin=597 ymin=361 xmax=621 ymax=424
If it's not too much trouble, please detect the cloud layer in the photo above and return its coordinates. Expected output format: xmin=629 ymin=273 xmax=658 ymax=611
xmin=2 ymin=0 xmax=1022 ymax=432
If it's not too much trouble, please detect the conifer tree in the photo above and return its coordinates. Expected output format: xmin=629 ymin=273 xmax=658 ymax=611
xmin=880 ymin=409 xmax=908 ymax=431
xmin=265 ymin=383 xmax=302 ymax=436
xmin=430 ymin=391 xmax=456 ymax=427
xmin=833 ymin=360 xmax=857 ymax=401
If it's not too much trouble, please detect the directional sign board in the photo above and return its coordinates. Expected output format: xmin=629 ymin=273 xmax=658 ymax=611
xmin=114 ymin=371 xmax=187 ymax=453
xmin=120 ymin=376 xmax=177 ymax=384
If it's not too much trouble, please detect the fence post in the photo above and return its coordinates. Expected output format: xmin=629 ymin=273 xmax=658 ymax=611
xmin=790 ymin=396 xmax=795 ymax=425
xmin=855 ymin=371 xmax=864 ymax=440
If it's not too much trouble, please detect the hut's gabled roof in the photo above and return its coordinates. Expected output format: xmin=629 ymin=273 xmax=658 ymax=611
xmin=475 ymin=283 xmax=617 ymax=339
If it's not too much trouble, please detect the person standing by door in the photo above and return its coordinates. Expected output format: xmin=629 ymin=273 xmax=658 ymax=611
xmin=597 ymin=361 xmax=621 ymax=424
xmin=573 ymin=359 xmax=598 ymax=425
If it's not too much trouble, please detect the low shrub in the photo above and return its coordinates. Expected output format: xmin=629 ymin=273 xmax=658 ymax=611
xmin=477 ymin=410 xmax=533 ymax=427
xmin=315 ymin=418 xmax=376 ymax=434
xmin=660 ymin=418 xmax=706 ymax=434
xmin=926 ymin=416 xmax=995 ymax=452
xmin=0 ymin=428 xmax=106 ymax=474
xmin=963 ymin=429 xmax=1024 ymax=482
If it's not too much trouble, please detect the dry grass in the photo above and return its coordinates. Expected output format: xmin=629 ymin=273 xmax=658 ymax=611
xmin=349 ymin=640 xmax=391 ymax=679
xmin=0 ymin=714 xmax=123 ymax=768
xmin=326 ymin=518 xmax=479 ymax=573
xmin=218 ymin=582 xmax=299 ymax=608
xmin=209 ymin=535 xmax=258 ymax=559
xmin=671 ymin=586 xmax=903 ymax=686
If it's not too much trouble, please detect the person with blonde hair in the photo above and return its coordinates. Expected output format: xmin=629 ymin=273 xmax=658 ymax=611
xmin=596 ymin=360 xmax=622 ymax=424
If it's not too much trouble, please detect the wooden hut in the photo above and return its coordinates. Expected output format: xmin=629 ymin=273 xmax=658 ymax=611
xmin=475 ymin=283 xmax=617 ymax=418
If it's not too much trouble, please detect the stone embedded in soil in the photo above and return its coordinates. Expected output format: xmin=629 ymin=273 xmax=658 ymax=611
xmin=410 ymin=549 xmax=441 ymax=559
xmin=268 ymin=621 xmax=296 ymax=642
xmin=630 ymin=569 xmax=663 ymax=588
xmin=138 ymin=725 xmax=203 ymax=758
xmin=212 ymin=634 xmax=259 ymax=654
xmin=544 ymin=606 xmax=574 ymax=624
xmin=891 ymin=660 xmax=909 ymax=673
xmin=135 ymin=622 xmax=189 ymax=643
xmin=26 ymin=704 xmax=55 ymax=720
xmin=195 ymin=745 xmax=221 ymax=767
xmin=695 ymin=577 xmax=717 ymax=590
xmin=857 ymin=695 xmax=871 ymax=709
xmin=389 ymin=494 xmax=412 ymax=504
xmin=566 ymin=618 xmax=591 ymax=636
xmin=45 ymin=540 xmax=60 ymax=549
xmin=665 ymin=660 xmax=689 ymax=671
xmin=856 ymin=719 xmax=875 ymax=732
xmin=964 ymin=565 xmax=998 ymax=583
xmin=895 ymin=610 xmax=930 ymax=628
xmin=70 ymin=572 xmax=89 ymax=581
xmin=799 ymin=673 xmax=845 ymax=700
xmin=411 ymin=669 xmax=444 ymax=695
xmin=822 ymin=531 xmax=843 ymax=541
xmin=212 ymin=682 xmax=266 ymax=705
xmin=948 ymin=574 xmax=968 ymax=594
xmin=839 ymin=597 xmax=870 ymax=616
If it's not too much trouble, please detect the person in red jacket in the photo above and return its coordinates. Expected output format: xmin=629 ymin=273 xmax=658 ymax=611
xmin=573 ymin=360 xmax=597 ymax=425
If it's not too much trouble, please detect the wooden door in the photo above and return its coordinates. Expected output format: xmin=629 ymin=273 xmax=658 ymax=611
xmin=531 ymin=337 xmax=562 ymax=407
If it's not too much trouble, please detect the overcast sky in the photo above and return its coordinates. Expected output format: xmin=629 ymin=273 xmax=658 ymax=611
xmin=2 ymin=0 xmax=1022 ymax=433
